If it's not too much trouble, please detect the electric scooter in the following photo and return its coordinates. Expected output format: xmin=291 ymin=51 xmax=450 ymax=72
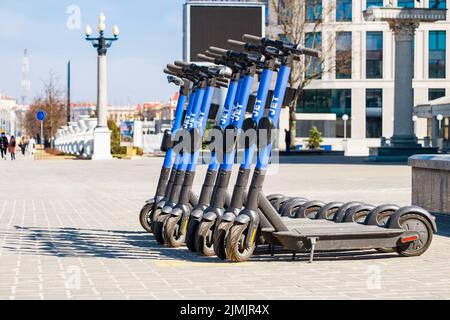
xmin=153 ymin=63 xmax=230 ymax=244
xmin=224 ymin=35 xmax=437 ymax=263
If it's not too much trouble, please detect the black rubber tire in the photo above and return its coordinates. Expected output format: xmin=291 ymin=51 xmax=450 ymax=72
xmin=272 ymin=196 xmax=292 ymax=212
xmin=150 ymin=207 xmax=162 ymax=232
xmin=279 ymin=198 xmax=308 ymax=218
xmin=213 ymin=223 xmax=229 ymax=260
xmin=343 ymin=204 xmax=375 ymax=224
xmin=394 ymin=214 xmax=433 ymax=257
xmin=226 ymin=223 xmax=256 ymax=263
xmin=334 ymin=202 xmax=363 ymax=223
xmin=185 ymin=218 xmax=200 ymax=252
xmin=267 ymin=194 xmax=284 ymax=207
xmin=164 ymin=216 xmax=186 ymax=248
xmin=195 ymin=220 xmax=216 ymax=256
xmin=139 ymin=203 xmax=154 ymax=233
xmin=153 ymin=216 xmax=168 ymax=245
xmin=294 ymin=201 xmax=325 ymax=219
xmin=315 ymin=202 xmax=344 ymax=221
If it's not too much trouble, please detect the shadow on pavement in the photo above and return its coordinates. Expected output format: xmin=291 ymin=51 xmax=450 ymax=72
xmin=277 ymin=156 xmax=407 ymax=166
xmin=2 ymin=225 xmax=406 ymax=263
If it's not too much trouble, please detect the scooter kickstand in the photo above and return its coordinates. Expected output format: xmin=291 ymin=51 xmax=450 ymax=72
xmin=308 ymin=237 xmax=319 ymax=264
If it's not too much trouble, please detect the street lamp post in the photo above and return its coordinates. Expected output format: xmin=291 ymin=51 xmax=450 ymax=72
xmin=84 ymin=13 xmax=120 ymax=160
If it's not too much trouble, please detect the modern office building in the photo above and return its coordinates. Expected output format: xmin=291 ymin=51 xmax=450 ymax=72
xmin=265 ymin=0 xmax=449 ymax=153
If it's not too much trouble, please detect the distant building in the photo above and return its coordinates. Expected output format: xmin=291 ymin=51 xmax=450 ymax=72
xmin=0 ymin=94 xmax=27 ymax=137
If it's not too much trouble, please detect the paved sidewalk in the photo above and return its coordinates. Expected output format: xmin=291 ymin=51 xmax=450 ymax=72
xmin=0 ymin=157 xmax=449 ymax=300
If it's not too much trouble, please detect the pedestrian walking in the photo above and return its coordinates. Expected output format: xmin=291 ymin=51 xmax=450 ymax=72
xmin=19 ymin=137 xmax=27 ymax=156
xmin=0 ymin=132 xmax=8 ymax=160
xmin=28 ymin=137 xmax=36 ymax=156
xmin=9 ymin=136 xmax=17 ymax=160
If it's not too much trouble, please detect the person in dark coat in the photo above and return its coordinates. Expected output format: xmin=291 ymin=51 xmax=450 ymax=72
xmin=0 ymin=133 xmax=8 ymax=160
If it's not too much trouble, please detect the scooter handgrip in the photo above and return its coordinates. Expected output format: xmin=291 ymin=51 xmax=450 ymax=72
xmin=174 ymin=60 xmax=192 ymax=68
xmin=197 ymin=54 xmax=216 ymax=63
xmin=163 ymin=68 xmax=178 ymax=76
xmin=297 ymin=46 xmax=321 ymax=58
xmin=242 ymin=34 xmax=263 ymax=45
xmin=209 ymin=46 xmax=228 ymax=55
xmin=205 ymin=50 xmax=223 ymax=59
xmin=167 ymin=64 xmax=183 ymax=73
xmin=227 ymin=39 xmax=247 ymax=51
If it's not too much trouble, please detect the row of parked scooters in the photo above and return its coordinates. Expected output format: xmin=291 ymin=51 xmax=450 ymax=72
xmin=139 ymin=34 xmax=437 ymax=263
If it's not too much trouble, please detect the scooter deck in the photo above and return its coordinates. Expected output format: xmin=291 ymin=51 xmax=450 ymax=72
xmin=262 ymin=220 xmax=405 ymax=252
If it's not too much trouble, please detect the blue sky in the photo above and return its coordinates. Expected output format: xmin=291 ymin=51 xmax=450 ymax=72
xmin=0 ymin=0 xmax=185 ymax=105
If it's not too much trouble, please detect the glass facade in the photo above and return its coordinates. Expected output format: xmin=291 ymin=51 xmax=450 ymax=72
xmin=305 ymin=0 xmax=322 ymax=22
xmin=366 ymin=89 xmax=383 ymax=138
xmin=429 ymin=31 xmax=446 ymax=79
xmin=336 ymin=0 xmax=352 ymax=22
xmin=305 ymin=32 xmax=322 ymax=79
xmin=429 ymin=0 xmax=446 ymax=8
xmin=336 ymin=32 xmax=352 ymax=79
xmin=366 ymin=0 xmax=383 ymax=8
xmin=429 ymin=88 xmax=446 ymax=101
xmin=297 ymin=89 xmax=352 ymax=138
xmin=366 ymin=31 xmax=383 ymax=79
xmin=398 ymin=0 xmax=415 ymax=7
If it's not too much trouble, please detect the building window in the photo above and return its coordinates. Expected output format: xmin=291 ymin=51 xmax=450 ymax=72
xmin=336 ymin=32 xmax=352 ymax=79
xmin=366 ymin=0 xmax=383 ymax=8
xmin=305 ymin=32 xmax=322 ymax=79
xmin=336 ymin=0 xmax=352 ymax=22
xmin=305 ymin=0 xmax=322 ymax=22
xmin=366 ymin=89 xmax=383 ymax=138
xmin=366 ymin=31 xmax=383 ymax=79
xmin=429 ymin=0 xmax=446 ymax=9
xmin=297 ymin=89 xmax=352 ymax=138
xmin=397 ymin=0 xmax=415 ymax=8
xmin=429 ymin=88 xmax=446 ymax=101
xmin=429 ymin=31 xmax=446 ymax=79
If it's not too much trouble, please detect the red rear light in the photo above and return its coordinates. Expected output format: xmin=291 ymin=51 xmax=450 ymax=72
xmin=401 ymin=235 xmax=418 ymax=244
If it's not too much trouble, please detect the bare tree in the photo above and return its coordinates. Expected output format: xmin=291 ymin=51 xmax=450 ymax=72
xmin=270 ymin=0 xmax=339 ymax=148
xmin=24 ymin=73 xmax=67 ymax=145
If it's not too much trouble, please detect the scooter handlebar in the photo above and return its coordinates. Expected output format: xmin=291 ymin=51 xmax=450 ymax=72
xmin=163 ymin=68 xmax=178 ymax=76
xmin=209 ymin=46 xmax=228 ymax=55
xmin=227 ymin=39 xmax=247 ymax=51
xmin=174 ymin=60 xmax=192 ymax=68
xmin=197 ymin=54 xmax=217 ymax=63
xmin=296 ymin=46 xmax=321 ymax=58
xmin=242 ymin=34 xmax=263 ymax=45
xmin=167 ymin=64 xmax=183 ymax=73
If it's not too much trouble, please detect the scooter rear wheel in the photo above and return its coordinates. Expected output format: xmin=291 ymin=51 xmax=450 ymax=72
xmin=394 ymin=214 xmax=433 ymax=257
xmin=164 ymin=216 xmax=186 ymax=248
xmin=226 ymin=224 xmax=255 ymax=263
xmin=196 ymin=221 xmax=216 ymax=256
xmin=139 ymin=202 xmax=154 ymax=233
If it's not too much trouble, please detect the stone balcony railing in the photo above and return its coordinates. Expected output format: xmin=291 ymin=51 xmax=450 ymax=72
xmin=54 ymin=116 xmax=98 ymax=158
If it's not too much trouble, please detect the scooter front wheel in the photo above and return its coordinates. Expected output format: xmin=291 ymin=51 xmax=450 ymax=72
xmin=164 ymin=216 xmax=187 ymax=248
xmin=226 ymin=224 xmax=255 ymax=263
xmin=213 ymin=221 xmax=233 ymax=260
xmin=185 ymin=218 xmax=200 ymax=252
xmin=153 ymin=216 xmax=168 ymax=245
xmin=196 ymin=221 xmax=216 ymax=256
xmin=139 ymin=202 xmax=155 ymax=233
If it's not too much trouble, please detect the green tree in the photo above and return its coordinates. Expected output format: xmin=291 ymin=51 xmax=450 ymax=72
xmin=306 ymin=126 xmax=323 ymax=150
xmin=108 ymin=119 xmax=126 ymax=155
